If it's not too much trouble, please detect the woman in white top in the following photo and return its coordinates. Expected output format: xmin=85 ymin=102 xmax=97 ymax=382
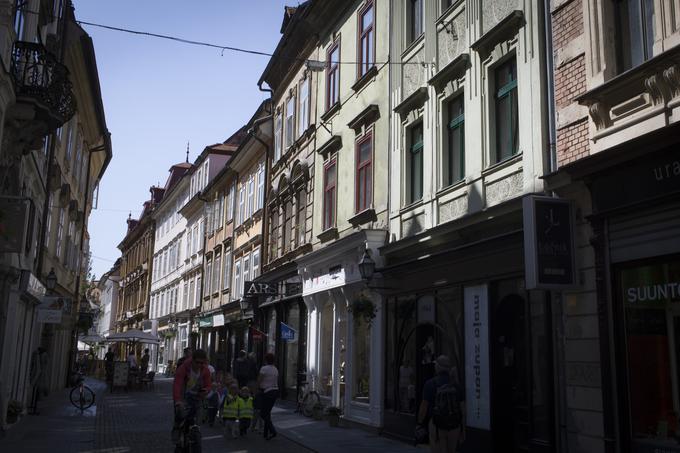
xmin=257 ymin=352 xmax=279 ymax=440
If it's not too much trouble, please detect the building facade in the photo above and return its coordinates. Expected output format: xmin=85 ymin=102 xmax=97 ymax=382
xmin=95 ymin=259 xmax=121 ymax=358
xmin=546 ymin=1 xmax=680 ymax=452
xmin=0 ymin=0 xmax=111 ymax=429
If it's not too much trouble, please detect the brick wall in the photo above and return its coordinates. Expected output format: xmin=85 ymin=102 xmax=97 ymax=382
xmin=552 ymin=0 xmax=590 ymax=168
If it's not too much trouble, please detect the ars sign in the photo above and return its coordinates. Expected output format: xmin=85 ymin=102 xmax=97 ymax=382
xmin=244 ymin=281 xmax=278 ymax=296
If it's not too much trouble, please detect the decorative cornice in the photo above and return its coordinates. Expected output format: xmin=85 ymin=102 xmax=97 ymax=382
xmin=394 ymin=87 xmax=428 ymax=115
xmin=471 ymin=10 xmax=524 ymax=58
xmin=428 ymin=53 xmax=469 ymax=89
xmin=317 ymin=135 xmax=342 ymax=157
xmin=347 ymin=104 xmax=380 ymax=132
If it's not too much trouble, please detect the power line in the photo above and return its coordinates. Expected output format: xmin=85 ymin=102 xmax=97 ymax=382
xmin=18 ymin=6 xmax=429 ymax=66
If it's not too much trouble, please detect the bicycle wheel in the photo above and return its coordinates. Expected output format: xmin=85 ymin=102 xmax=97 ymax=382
xmin=188 ymin=426 xmax=201 ymax=453
xmin=72 ymin=385 xmax=95 ymax=410
xmin=302 ymin=391 xmax=320 ymax=417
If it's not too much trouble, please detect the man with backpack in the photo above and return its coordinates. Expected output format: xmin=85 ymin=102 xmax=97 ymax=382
xmin=417 ymin=355 xmax=465 ymax=452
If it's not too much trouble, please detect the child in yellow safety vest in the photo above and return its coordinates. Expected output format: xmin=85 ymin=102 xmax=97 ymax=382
xmin=238 ymin=386 xmax=254 ymax=437
xmin=222 ymin=384 xmax=240 ymax=439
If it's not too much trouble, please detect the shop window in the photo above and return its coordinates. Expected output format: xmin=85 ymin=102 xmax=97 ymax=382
xmin=616 ymin=0 xmax=655 ymax=73
xmin=320 ymin=302 xmax=334 ymax=397
xmin=618 ymin=258 xmax=680 ymax=449
xmin=267 ymin=308 xmax=277 ymax=355
xmin=444 ymin=95 xmax=465 ymax=187
xmin=494 ymin=58 xmax=518 ymax=163
xmin=406 ymin=122 xmax=424 ymax=204
xmin=284 ymin=303 xmax=301 ymax=396
xmin=358 ymin=1 xmax=374 ymax=78
xmin=353 ymin=314 xmax=371 ymax=402
xmin=385 ymin=297 xmax=417 ymax=414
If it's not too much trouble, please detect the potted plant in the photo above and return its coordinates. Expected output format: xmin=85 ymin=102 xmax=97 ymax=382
xmin=312 ymin=402 xmax=324 ymax=420
xmin=6 ymin=399 xmax=24 ymax=424
xmin=349 ymin=294 xmax=377 ymax=327
xmin=325 ymin=405 xmax=342 ymax=427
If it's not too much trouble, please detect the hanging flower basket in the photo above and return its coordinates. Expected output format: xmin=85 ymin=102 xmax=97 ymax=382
xmin=349 ymin=295 xmax=376 ymax=327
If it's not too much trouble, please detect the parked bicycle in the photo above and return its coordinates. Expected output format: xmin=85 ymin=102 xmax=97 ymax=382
xmin=69 ymin=370 xmax=95 ymax=413
xmin=296 ymin=372 xmax=320 ymax=417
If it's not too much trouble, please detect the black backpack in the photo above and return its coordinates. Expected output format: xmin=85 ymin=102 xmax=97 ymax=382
xmin=432 ymin=383 xmax=462 ymax=430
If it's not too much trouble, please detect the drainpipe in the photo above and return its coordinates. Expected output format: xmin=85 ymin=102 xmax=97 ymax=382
xmin=543 ymin=0 xmax=557 ymax=175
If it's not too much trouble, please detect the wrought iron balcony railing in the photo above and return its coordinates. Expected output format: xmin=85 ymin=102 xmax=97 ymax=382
xmin=10 ymin=41 xmax=76 ymax=128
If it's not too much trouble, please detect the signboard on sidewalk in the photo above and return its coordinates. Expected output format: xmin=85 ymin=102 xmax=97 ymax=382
xmin=113 ymin=361 xmax=128 ymax=389
xmin=464 ymin=284 xmax=490 ymax=430
xmin=280 ymin=322 xmax=296 ymax=343
xmin=523 ymin=196 xmax=576 ymax=289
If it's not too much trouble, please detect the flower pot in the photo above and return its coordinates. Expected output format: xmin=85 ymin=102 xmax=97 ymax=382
xmin=328 ymin=414 xmax=340 ymax=427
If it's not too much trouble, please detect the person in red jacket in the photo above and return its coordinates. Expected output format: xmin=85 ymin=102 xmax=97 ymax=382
xmin=171 ymin=348 xmax=211 ymax=444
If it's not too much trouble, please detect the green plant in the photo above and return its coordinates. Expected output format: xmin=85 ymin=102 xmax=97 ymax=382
xmin=349 ymin=294 xmax=376 ymax=326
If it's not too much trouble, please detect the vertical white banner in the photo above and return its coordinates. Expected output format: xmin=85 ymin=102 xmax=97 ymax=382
xmin=464 ymin=284 xmax=490 ymax=430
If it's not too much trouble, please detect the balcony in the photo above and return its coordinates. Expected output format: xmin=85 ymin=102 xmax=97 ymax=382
xmin=10 ymin=41 xmax=76 ymax=132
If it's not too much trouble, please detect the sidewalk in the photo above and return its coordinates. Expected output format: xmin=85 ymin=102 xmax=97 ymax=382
xmin=273 ymin=400 xmax=424 ymax=453
xmin=0 ymin=377 xmax=106 ymax=452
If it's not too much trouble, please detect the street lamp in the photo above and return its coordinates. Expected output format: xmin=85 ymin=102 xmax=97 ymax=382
xmin=358 ymin=249 xmax=376 ymax=281
xmin=45 ymin=268 xmax=57 ymax=294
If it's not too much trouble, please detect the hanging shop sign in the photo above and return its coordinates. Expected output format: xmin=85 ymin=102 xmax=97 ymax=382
xmin=464 ymin=284 xmax=490 ymax=430
xmin=212 ymin=314 xmax=225 ymax=327
xmin=250 ymin=326 xmax=266 ymax=342
xmin=244 ymin=281 xmax=278 ymax=296
xmin=523 ymin=196 xmax=576 ymax=289
xmin=0 ymin=197 xmax=28 ymax=253
xmin=37 ymin=296 xmax=69 ymax=324
xmin=198 ymin=317 xmax=213 ymax=328
xmin=280 ymin=322 xmax=297 ymax=343
xmin=20 ymin=271 xmax=46 ymax=300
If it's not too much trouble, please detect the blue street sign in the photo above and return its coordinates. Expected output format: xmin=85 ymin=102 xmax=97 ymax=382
xmin=280 ymin=322 xmax=296 ymax=342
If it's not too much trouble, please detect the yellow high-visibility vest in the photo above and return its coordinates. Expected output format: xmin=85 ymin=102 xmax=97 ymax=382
xmin=239 ymin=397 xmax=253 ymax=419
xmin=222 ymin=395 xmax=239 ymax=419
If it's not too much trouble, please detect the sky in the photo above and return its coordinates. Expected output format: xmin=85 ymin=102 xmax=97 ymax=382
xmin=72 ymin=0 xmax=296 ymax=278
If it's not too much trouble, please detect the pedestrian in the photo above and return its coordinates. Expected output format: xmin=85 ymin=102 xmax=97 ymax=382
xmin=238 ymin=386 xmax=254 ymax=437
xmin=221 ymin=383 xmax=241 ymax=439
xmin=250 ymin=389 xmax=264 ymax=433
xmin=176 ymin=347 xmax=191 ymax=370
xmin=28 ymin=347 xmax=46 ymax=414
xmin=104 ymin=347 xmax=115 ymax=382
xmin=233 ymin=350 xmax=249 ymax=388
xmin=257 ymin=352 xmax=279 ymax=440
xmin=417 ymin=355 xmax=465 ymax=453
xmin=140 ymin=348 xmax=150 ymax=377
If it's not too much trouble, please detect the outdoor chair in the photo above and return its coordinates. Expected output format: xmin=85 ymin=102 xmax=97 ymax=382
xmin=141 ymin=371 xmax=155 ymax=390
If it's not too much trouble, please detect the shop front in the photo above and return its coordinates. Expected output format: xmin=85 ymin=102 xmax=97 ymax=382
xmin=299 ymin=230 xmax=386 ymax=427
xmin=380 ymin=207 xmax=556 ymax=452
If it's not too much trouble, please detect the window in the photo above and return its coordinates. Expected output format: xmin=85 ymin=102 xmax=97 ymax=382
xmin=204 ymin=259 xmax=212 ymax=297
xmin=195 ymin=276 xmax=202 ymax=305
xmin=408 ymin=123 xmax=424 ymax=203
xmin=56 ymin=210 xmax=64 ymax=258
xmin=65 ymin=125 xmax=74 ymax=172
xmin=13 ymin=0 xmax=26 ymax=39
xmin=243 ymin=254 xmax=251 ymax=292
xmin=298 ymin=78 xmax=310 ymax=137
xmin=213 ymin=253 xmax=221 ymax=294
xmin=283 ymin=198 xmax=293 ymax=253
xmin=285 ymin=96 xmax=296 ymax=148
xmin=227 ymin=182 xmax=235 ymax=221
xmin=353 ymin=314 xmax=371 ymax=402
xmin=223 ymin=250 xmax=231 ymax=290
xmin=355 ymin=132 xmax=373 ymax=213
xmin=188 ymin=280 xmax=195 ymax=309
xmin=252 ymin=248 xmax=260 ymax=278
xmin=408 ymin=0 xmax=424 ymax=44
xmin=445 ymin=96 xmax=465 ymax=186
xmin=257 ymin=163 xmax=265 ymax=211
xmin=296 ymin=187 xmax=307 ymax=246
xmin=177 ymin=239 xmax=182 ymax=267
xmin=274 ymin=111 xmax=282 ymax=162
xmin=323 ymin=160 xmax=337 ymax=230
xmin=233 ymin=259 xmax=242 ymax=299
xmin=186 ymin=231 xmax=191 ymax=258
xmin=326 ymin=41 xmax=340 ymax=109
xmin=616 ymin=0 xmax=655 ymax=72
xmin=192 ymin=225 xmax=198 ymax=254
xmin=247 ymin=174 xmax=255 ymax=218
xmin=270 ymin=208 xmax=279 ymax=259
xmin=183 ymin=283 xmax=188 ymax=311
xmin=45 ymin=204 xmax=52 ymax=250
xmin=358 ymin=2 xmax=375 ymax=77
xmin=494 ymin=58 xmax=518 ymax=163
xmin=238 ymin=184 xmax=245 ymax=225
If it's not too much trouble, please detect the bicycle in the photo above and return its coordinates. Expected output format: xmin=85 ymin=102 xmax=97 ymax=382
xmin=69 ymin=371 xmax=95 ymax=413
xmin=174 ymin=393 xmax=202 ymax=453
xmin=296 ymin=372 xmax=321 ymax=417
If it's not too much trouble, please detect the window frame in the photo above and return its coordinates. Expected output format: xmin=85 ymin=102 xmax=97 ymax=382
xmin=285 ymin=95 xmax=296 ymax=149
xmin=222 ymin=249 xmax=231 ymax=290
xmin=407 ymin=122 xmax=424 ymax=204
xmin=274 ymin=110 xmax=283 ymax=162
xmin=493 ymin=57 xmax=519 ymax=164
xmin=298 ymin=77 xmax=310 ymax=137
xmin=326 ymin=39 xmax=341 ymax=111
xmin=323 ymin=159 xmax=338 ymax=230
xmin=408 ymin=0 xmax=424 ymax=45
xmin=357 ymin=1 xmax=375 ymax=79
xmin=444 ymin=95 xmax=465 ymax=187
xmin=355 ymin=130 xmax=373 ymax=213
xmin=615 ymin=0 xmax=655 ymax=73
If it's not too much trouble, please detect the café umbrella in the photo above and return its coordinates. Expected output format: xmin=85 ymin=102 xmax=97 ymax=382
xmin=106 ymin=329 xmax=160 ymax=344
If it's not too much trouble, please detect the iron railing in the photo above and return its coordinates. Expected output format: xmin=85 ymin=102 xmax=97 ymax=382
xmin=10 ymin=41 xmax=76 ymax=126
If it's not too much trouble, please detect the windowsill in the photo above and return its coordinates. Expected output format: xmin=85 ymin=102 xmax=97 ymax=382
xmin=436 ymin=178 xmax=466 ymax=197
xmin=400 ymin=198 xmax=424 ymax=214
xmin=321 ymin=102 xmax=341 ymax=123
xmin=482 ymin=152 xmax=523 ymax=176
xmin=351 ymin=66 xmax=378 ymax=93
xmin=402 ymin=34 xmax=424 ymax=59
xmin=317 ymin=227 xmax=338 ymax=243
xmin=348 ymin=208 xmax=376 ymax=226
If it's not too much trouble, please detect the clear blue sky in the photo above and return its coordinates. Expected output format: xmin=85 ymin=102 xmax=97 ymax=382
xmin=73 ymin=0 xmax=296 ymax=278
